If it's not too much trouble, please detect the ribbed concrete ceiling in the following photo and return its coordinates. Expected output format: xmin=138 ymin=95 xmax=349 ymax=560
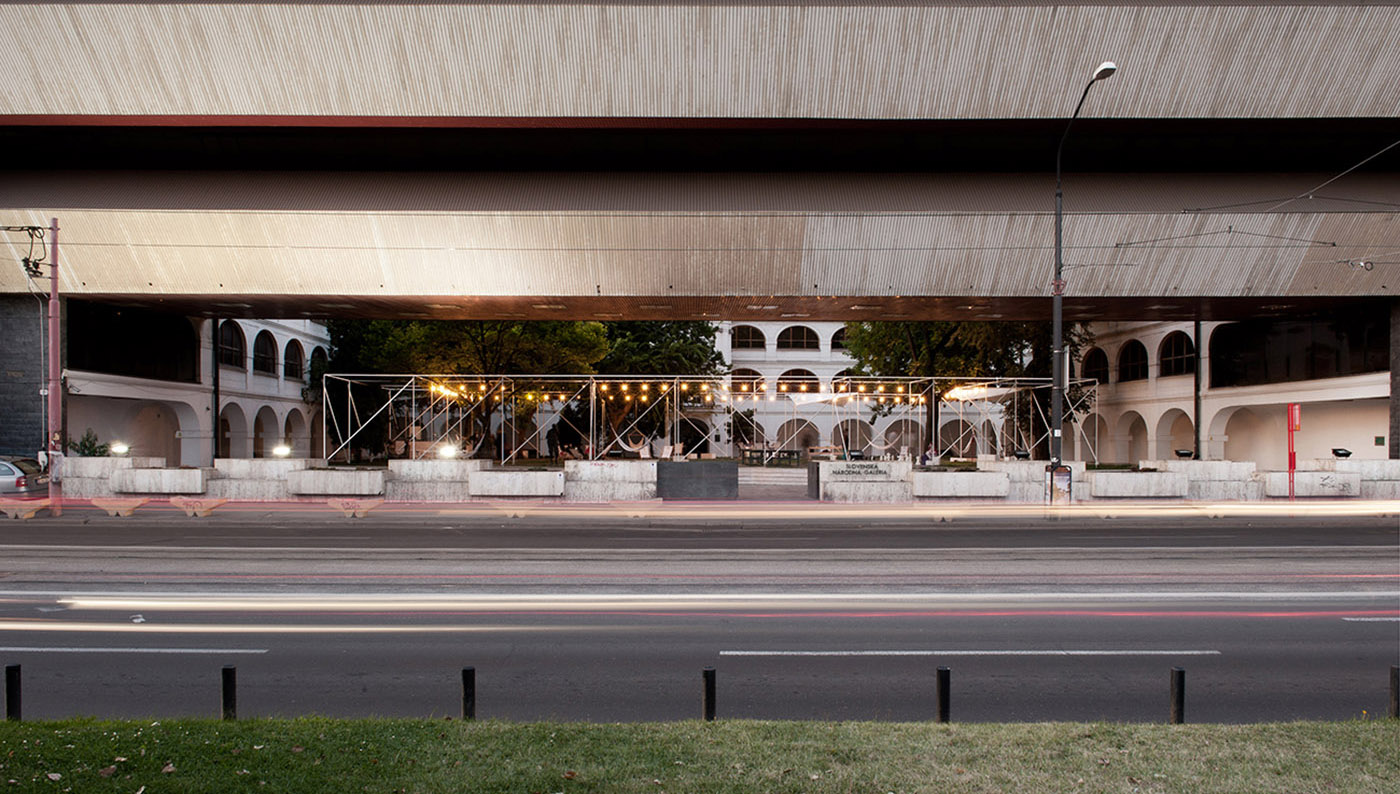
xmin=2 ymin=3 xmax=1399 ymax=119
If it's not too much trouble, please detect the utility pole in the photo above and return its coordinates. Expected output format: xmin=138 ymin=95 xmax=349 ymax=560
xmin=3 ymin=220 xmax=62 ymax=515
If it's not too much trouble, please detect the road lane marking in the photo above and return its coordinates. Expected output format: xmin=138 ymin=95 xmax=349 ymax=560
xmin=720 ymin=650 xmax=1222 ymax=657
xmin=0 ymin=646 xmax=267 ymax=654
xmin=1342 ymin=617 xmax=1400 ymax=622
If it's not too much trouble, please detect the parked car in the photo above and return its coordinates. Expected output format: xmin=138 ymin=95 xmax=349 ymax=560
xmin=0 ymin=456 xmax=49 ymax=496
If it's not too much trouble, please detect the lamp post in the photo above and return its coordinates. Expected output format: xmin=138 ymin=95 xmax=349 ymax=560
xmin=1050 ymin=61 xmax=1116 ymax=486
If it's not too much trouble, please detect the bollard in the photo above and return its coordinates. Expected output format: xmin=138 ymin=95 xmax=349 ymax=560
xmin=936 ymin=666 xmax=950 ymax=723
xmin=461 ymin=667 xmax=476 ymax=721
xmin=4 ymin=665 xmax=18 ymax=721
xmin=1390 ymin=665 xmax=1398 ymax=719
xmin=702 ymin=667 xmax=716 ymax=721
xmin=1170 ymin=667 xmax=1185 ymax=724
xmin=221 ymin=665 xmax=237 ymax=721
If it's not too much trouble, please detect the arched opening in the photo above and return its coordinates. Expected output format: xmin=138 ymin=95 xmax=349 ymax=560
xmin=676 ymin=418 xmax=711 ymax=456
xmin=310 ymin=346 xmax=328 ymax=378
xmin=831 ymin=327 xmax=847 ymax=350
xmin=776 ymin=419 xmax=820 ymax=452
xmin=939 ymin=419 xmax=978 ymax=459
xmin=981 ymin=420 xmax=999 ymax=458
xmin=833 ymin=419 xmax=874 ymax=458
xmin=128 ymin=402 xmax=182 ymax=464
xmin=881 ymin=419 xmax=923 ymax=458
xmin=777 ymin=368 xmax=819 ymax=393
xmin=776 ymin=325 xmax=820 ymax=350
xmin=284 ymin=408 xmax=308 ymax=457
xmin=219 ymin=403 xmax=249 ymax=458
xmin=252 ymin=331 xmax=278 ymax=376
xmin=218 ymin=321 xmax=246 ymax=369
xmin=310 ymin=410 xmax=325 ymax=459
xmin=253 ymin=406 xmax=278 ymax=458
xmin=1117 ymin=340 xmax=1149 ymax=382
xmin=1155 ymin=408 xmax=1195 ymax=459
xmin=284 ymin=340 xmax=305 ymax=381
xmin=1114 ymin=411 xmax=1149 ymax=464
xmin=1158 ymin=331 xmax=1196 ymax=378
xmin=1082 ymin=348 xmax=1109 ymax=384
xmin=731 ymin=325 xmax=766 ymax=350
xmin=730 ymin=368 xmax=765 ymax=393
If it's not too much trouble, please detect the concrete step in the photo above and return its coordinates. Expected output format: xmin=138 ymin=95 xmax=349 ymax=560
xmin=738 ymin=468 xmax=809 ymax=484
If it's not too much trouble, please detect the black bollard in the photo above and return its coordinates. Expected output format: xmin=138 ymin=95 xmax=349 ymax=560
xmin=462 ymin=667 xmax=476 ymax=721
xmin=1170 ymin=667 xmax=1185 ymax=724
xmin=1390 ymin=665 xmax=1398 ymax=719
xmin=221 ymin=665 xmax=237 ymax=721
xmin=936 ymin=666 xmax=950 ymax=723
xmin=702 ymin=667 xmax=716 ymax=721
xmin=4 ymin=665 xmax=18 ymax=722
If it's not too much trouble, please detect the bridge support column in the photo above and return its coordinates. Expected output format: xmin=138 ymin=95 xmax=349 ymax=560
xmin=1391 ymin=300 xmax=1399 ymax=460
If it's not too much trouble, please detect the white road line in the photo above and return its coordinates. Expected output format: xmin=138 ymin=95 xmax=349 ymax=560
xmin=719 ymin=650 xmax=1222 ymax=657
xmin=1342 ymin=617 xmax=1400 ymax=622
xmin=0 ymin=646 xmax=268 ymax=654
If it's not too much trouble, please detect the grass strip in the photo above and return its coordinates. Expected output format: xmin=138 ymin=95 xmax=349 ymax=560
xmin=2 ymin=719 xmax=1396 ymax=793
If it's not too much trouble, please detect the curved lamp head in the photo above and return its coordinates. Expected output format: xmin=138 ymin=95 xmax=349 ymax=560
xmin=1093 ymin=61 xmax=1118 ymax=81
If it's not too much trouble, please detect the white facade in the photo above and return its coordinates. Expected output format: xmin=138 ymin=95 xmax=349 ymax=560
xmin=65 ymin=318 xmax=329 ymax=467
xmin=1078 ymin=320 xmax=1389 ymax=470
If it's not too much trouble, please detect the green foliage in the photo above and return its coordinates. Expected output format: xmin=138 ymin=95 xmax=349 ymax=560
xmin=66 ymin=428 xmax=109 ymax=457
xmin=327 ymin=320 xmax=610 ymax=375
xmin=840 ymin=320 xmax=1086 ymax=380
xmin=595 ymin=321 xmax=726 ymax=376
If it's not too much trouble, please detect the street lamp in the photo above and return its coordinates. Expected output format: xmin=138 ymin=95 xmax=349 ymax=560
xmin=1050 ymin=61 xmax=1116 ymax=485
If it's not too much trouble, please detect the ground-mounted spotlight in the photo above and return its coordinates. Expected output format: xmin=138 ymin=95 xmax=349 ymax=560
xmin=272 ymin=444 xmax=291 ymax=458
xmin=110 ymin=442 xmax=130 ymax=456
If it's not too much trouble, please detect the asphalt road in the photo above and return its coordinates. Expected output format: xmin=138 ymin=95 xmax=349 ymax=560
xmin=0 ymin=508 xmax=1395 ymax=723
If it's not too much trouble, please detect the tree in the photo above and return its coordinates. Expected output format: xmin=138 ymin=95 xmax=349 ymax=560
xmin=840 ymin=321 xmax=1090 ymax=458
xmin=327 ymin=320 xmax=609 ymax=375
xmin=594 ymin=321 xmax=726 ymax=376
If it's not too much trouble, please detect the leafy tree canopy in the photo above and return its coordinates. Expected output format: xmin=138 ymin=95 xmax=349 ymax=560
xmin=327 ymin=319 xmax=722 ymax=376
xmin=840 ymin=321 xmax=1088 ymax=380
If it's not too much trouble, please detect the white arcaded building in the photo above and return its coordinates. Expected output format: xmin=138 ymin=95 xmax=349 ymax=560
xmin=63 ymin=311 xmax=328 ymax=467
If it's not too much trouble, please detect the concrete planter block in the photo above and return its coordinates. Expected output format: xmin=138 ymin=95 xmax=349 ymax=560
xmin=816 ymin=460 xmax=913 ymax=482
xmin=912 ymin=471 xmax=1011 ymax=498
xmin=1151 ymin=460 xmax=1257 ymax=481
xmin=388 ymin=459 xmax=488 ymax=481
xmin=469 ymin=471 xmax=564 ymax=497
xmin=1187 ymin=481 xmax=1263 ymax=501
xmin=1361 ymin=481 xmax=1400 ymax=500
xmin=820 ymin=481 xmax=913 ymax=503
xmin=564 ymin=460 xmax=657 ymax=483
xmin=1333 ymin=460 xmax=1400 ymax=480
xmin=205 ymin=479 xmax=290 ymax=500
xmin=60 ymin=456 xmax=164 ymax=479
xmin=214 ymin=458 xmax=314 ymax=479
xmin=112 ymin=467 xmax=210 ymax=495
xmin=386 ymin=481 xmax=472 ymax=502
xmin=1088 ymin=471 xmax=1189 ymax=498
xmin=286 ymin=468 xmax=386 ymax=496
xmin=1263 ymin=471 xmax=1361 ymax=498
xmin=59 ymin=477 xmax=116 ymax=499
xmin=563 ymin=481 xmax=657 ymax=502
xmin=981 ymin=460 xmax=1086 ymax=482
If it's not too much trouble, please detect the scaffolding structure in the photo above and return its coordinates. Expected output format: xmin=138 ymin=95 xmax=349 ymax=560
xmin=322 ymin=374 xmax=1098 ymax=465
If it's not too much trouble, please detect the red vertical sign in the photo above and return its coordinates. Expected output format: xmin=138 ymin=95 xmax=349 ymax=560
xmin=1287 ymin=403 xmax=1301 ymax=501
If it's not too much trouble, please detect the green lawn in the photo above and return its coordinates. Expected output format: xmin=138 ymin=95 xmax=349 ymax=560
xmin=2 ymin=719 xmax=1396 ymax=793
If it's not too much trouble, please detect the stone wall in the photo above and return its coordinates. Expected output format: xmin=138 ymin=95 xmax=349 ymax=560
xmin=0 ymin=295 xmax=48 ymax=457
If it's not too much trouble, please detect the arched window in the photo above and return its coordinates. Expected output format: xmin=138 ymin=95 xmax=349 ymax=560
xmin=831 ymin=368 xmax=859 ymax=392
xmin=777 ymin=325 xmax=819 ymax=350
xmin=1082 ymin=348 xmax=1109 ymax=383
xmin=252 ymin=331 xmax=278 ymax=375
xmin=310 ymin=347 xmax=328 ymax=377
xmin=831 ymin=327 xmax=848 ymax=350
xmin=284 ymin=340 xmax=305 ymax=381
xmin=730 ymin=368 xmax=764 ymax=392
xmin=218 ymin=321 xmax=246 ymax=368
xmin=777 ymin=368 xmax=819 ymax=392
xmin=732 ymin=325 xmax=766 ymax=350
xmin=1158 ymin=331 xmax=1195 ymax=377
xmin=1117 ymin=340 xmax=1149 ymax=382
